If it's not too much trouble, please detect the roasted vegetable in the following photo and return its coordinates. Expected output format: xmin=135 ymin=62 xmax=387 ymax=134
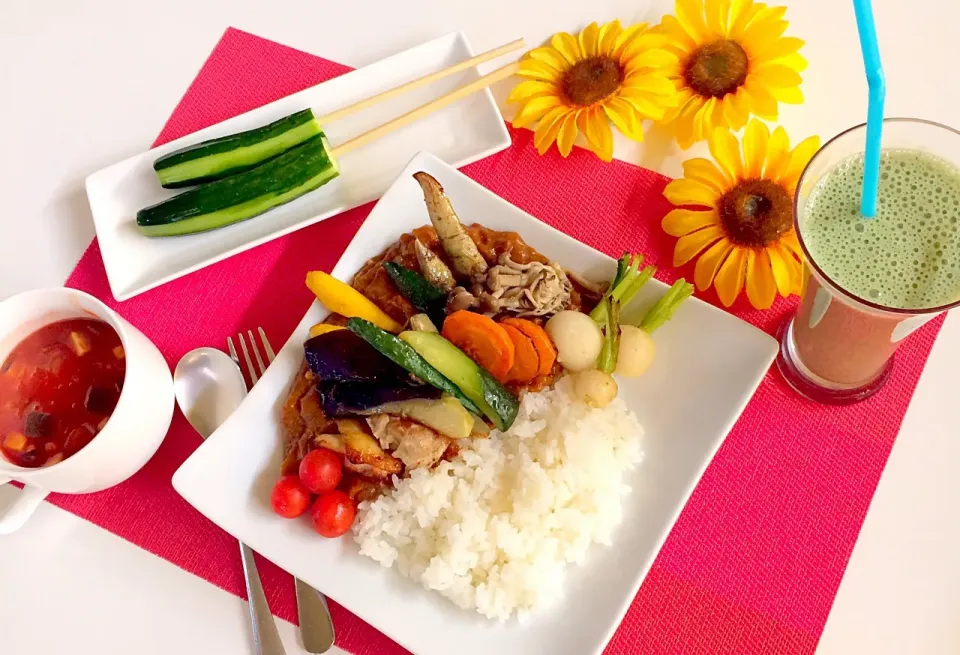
xmin=441 ymin=310 xmax=515 ymax=382
xmin=382 ymin=262 xmax=446 ymax=328
xmin=309 ymin=323 xmax=346 ymax=338
xmin=590 ymin=253 xmax=655 ymax=323
xmin=346 ymin=318 xmax=483 ymax=416
xmin=315 ymin=380 xmax=441 ymax=416
xmin=572 ymin=369 xmax=618 ymax=408
xmin=597 ymin=296 xmax=621 ymax=374
xmin=304 ymin=330 xmax=406 ymax=383
xmin=399 ymin=330 xmax=519 ymax=431
xmin=306 ymin=271 xmax=403 ymax=333
xmin=413 ymin=172 xmax=488 ymax=280
xmin=500 ymin=318 xmax=556 ymax=378
xmin=544 ymin=310 xmax=603 ymax=372
xmin=638 ymin=279 xmax=694 ymax=333
xmin=409 ymin=314 xmax=439 ymax=333
xmin=414 ymin=238 xmax=455 ymax=291
xmin=358 ymin=395 xmax=474 ymax=440
xmin=339 ymin=424 xmax=403 ymax=480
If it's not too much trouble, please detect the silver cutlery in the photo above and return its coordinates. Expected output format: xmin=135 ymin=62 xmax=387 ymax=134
xmin=173 ymin=346 xmax=286 ymax=655
xmin=230 ymin=328 xmax=337 ymax=654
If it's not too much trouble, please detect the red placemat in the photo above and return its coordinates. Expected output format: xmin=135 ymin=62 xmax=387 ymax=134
xmin=46 ymin=27 xmax=942 ymax=654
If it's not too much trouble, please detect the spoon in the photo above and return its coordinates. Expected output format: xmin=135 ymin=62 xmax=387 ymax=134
xmin=174 ymin=348 xmax=287 ymax=655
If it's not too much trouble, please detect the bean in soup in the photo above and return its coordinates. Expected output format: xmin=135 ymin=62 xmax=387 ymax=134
xmin=0 ymin=318 xmax=125 ymax=468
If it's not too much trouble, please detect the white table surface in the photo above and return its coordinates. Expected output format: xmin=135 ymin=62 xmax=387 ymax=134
xmin=2 ymin=1 xmax=958 ymax=653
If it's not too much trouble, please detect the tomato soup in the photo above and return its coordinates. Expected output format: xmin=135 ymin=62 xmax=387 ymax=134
xmin=0 ymin=318 xmax=126 ymax=468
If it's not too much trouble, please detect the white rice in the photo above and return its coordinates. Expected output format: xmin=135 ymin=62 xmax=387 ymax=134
xmin=353 ymin=376 xmax=644 ymax=620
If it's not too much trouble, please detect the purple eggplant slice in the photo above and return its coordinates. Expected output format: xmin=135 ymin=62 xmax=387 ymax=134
xmin=304 ymin=330 xmax=407 ymax=383
xmin=316 ymin=381 xmax=441 ymax=416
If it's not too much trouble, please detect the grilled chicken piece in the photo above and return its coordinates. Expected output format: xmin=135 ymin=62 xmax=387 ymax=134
xmin=366 ymin=415 xmax=451 ymax=470
xmin=413 ymin=172 xmax=488 ymax=281
xmin=414 ymin=238 xmax=455 ymax=292
xmin=338 ymin=419 xmax=403 ymax=480
xmin=313 ymin=433 xmax=345 ymax=455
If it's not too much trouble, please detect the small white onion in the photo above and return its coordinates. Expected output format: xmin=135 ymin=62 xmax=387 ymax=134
xmin=544 ymin=311 xmax=604 ymax=372
xmin=616 ymin=325 xmax=656 ymax=377
xmin=572 ymin=369 xmax=618 ymax=408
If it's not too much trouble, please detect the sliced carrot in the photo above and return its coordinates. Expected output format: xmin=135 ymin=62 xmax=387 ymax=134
xmin=501 ymin=318 xmax=557 ymax=377
xmin=500 ymin=324 xmax=539 ymax=383
xmin=441 ymin=310 xmax=515 ymax=382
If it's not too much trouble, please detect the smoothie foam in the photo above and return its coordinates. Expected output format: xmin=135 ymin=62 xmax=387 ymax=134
xmin=802 ymin=149 xmax=960 ymax=310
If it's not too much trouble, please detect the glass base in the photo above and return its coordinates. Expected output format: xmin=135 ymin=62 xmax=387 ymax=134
xmin=776 ymin=317 xmax=893 ymax=405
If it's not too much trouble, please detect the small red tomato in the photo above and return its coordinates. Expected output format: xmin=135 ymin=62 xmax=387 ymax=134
xmin=310 ymin=490 xmax=357 ymax=538
xmin=270 ymin=475 xmax=311 ymax=519
xmin=299 ymin=448 xmax=343 ymax=494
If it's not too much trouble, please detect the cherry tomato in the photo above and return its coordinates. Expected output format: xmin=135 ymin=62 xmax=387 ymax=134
xmin=270 ymin=475 xmax=311 ymax=519
xmin=310 ymin=490 xmax=357 ymax=538
xmin=298 ymin=448 xmax=342 ymax=494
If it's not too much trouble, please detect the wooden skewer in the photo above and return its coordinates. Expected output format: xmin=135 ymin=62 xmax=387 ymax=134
xmin=315 ymin=39 xmax=525 ymax=126
xmin=330 ymin=61 xmax=521 ymax=159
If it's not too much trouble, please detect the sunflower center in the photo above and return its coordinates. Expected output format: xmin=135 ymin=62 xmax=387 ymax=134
xmin=684 ymin=39 xmax=749 ymax=98
xmin=562 ymin=56 xmax=623 ymax=106
xmin=719 ymin=179 xmax=794 ymax=247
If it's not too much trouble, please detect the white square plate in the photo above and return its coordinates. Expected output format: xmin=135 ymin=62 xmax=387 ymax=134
xmin=85 ymin=33 xmax=510 ymax=301
xmin=172 ymin=152 xmax=778 ymax=655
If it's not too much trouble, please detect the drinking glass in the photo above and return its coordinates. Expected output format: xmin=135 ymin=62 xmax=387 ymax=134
xmin=777 ymin=119 xmax=960 ymax=404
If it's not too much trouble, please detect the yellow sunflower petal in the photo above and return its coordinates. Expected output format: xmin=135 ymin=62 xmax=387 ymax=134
xmin=512 ymin=95 xmax=565 ymax=129
xmin=705 ymin=0 xmax=731 ymax=36
xmin=528 ymin=46 xmax=572 ymax=74
xmin=781 ymin=230 xmax=804 ymax=260
xmin=556 ymin=111 xmax=580 ymax=157
xmin=763 ymin=126 xmax=792 ymax=180
xmin=674 ymin=225 xmax=725 ymax=267
xmin=533 ymin=107 xmax=572 ymax=154
xmin=676 ymin=0 xmax=710 ymax=41
xmin=770 ymin=85 xmax=804 ymax=104
xmin=551 ymin=32 xmax=583 ymax=65
xmin=753 ymin=35 xmax=804 ymax=61
xmin=692 ymin=98 xmax=716 ymax=145
xmin=728 ymin=0 xmax=763 ymax=38
xmin=664 ymin=178 xmax=721 ymax=208
xmin=618 ymin=90 xmax=667 ymax=121
xmin=714 ymin=246 xmax=747 ymax=306
xmin=743 ymin=79 xmax=780 ymax=119
xmin=662 ymin=208 xmax=720 ymax=237
xmin=742 ymin=119 xmax=770 ymax=179
xmin=781 ymin=135 xmax=822 ymax=188
xmin=694 ymin=238 xmax=734 ymax=290
xmin=768 ymin=243 xmax=794 ymax=297
xmin=579 ymin=22 xmax=600 ymax=58
xmin=507 ymin=80 xmax=558 ymax=104
xmin=708 ymin=127 xmax=744 ymax=181
xmin=752 ymin=63 xmax=803 ymax=89
xmin=603 ymin=98 xmax=645 ymax=141
xmin=518 ymin=58 xmax=564 ymax=82
xmin=597 ymin=20 xmax=622 ymax=56
xmin=614 ymin=22 xmax=650 ymax=59
xmin=672 ymin=95 xmax=705 ymax=150
xmin=745 ymin=249 xmax=777 ymax=309
xmin=578 ymin=107 xmax=614 ymax=161
xmin=620 ymin=74 xmax=676 ymax=98
xmin=721 ymin=89 xmax=750 ymax=128
xmin=682 ymin=158 xmax=729 ymax=194
xmin=624 ymin=48 xmax=677 ymax=74
xmin=779 ymin=52 xmax=809 ymax=73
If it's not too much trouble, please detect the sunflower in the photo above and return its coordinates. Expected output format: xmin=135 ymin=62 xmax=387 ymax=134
xmin=661 ymin=119 xmax=819 ymax=309
xmin=657 ymin=0 xmax=807 ymax=148
xmin=507 ymin=20 xmax=678 ymax=161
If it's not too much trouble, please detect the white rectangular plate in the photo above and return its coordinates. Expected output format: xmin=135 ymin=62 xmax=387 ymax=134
xmin=172 ymin=152 xmax=778 ymax=655
xmin=85 ymin=33 xmax=510 ymax=301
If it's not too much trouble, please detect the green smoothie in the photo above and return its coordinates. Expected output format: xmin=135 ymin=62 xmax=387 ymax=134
xmin=802 ymin=149 xmax=960 ymax=310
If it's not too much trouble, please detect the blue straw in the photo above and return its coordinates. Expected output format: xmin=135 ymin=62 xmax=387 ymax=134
xmin=852 ymin=0 xmax=886 ymax=218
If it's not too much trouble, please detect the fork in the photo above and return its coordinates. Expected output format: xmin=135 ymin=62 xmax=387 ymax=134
xmin=229 ymin=328 xmax=337 ymax=654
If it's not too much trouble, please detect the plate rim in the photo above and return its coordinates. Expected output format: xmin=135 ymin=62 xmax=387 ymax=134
xmin=84 ymin=31 xmax=512 ymax=302
xmin=172 ymin=150 xmax=778 ymax=654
